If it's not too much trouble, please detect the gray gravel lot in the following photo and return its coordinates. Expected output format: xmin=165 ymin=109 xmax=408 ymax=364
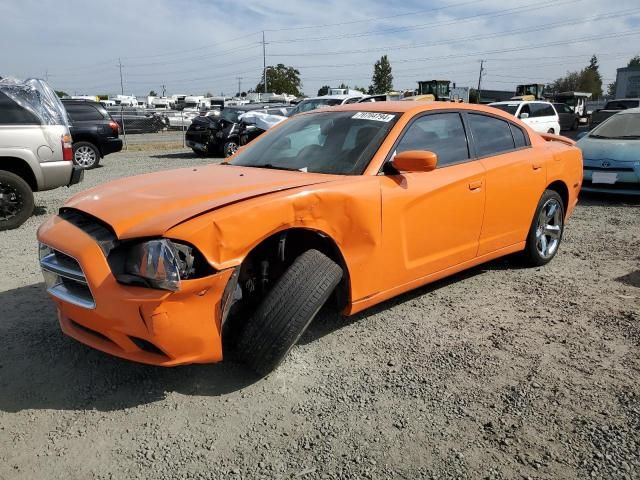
xmin=0 ymin=145 xmax=639 ymax=480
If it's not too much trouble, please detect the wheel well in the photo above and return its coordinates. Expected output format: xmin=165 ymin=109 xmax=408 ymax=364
xmin=241 ymin=228 xmax=350 ymax=310
xmin=0 ymin=157 xmax=37 ymax=190
xmin=547 ymin=180 xmax=569 ymax=215
xmin=72 ymin=136 xmax=102 ymax=156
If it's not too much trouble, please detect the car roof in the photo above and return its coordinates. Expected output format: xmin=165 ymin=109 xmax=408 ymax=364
xmin=302 ymin=95 xmax=355 ymax=101
xmin=489 ymin=100 xmax=552 ymax=105
xmin=320 ymin=101 xmax=532 ymax=119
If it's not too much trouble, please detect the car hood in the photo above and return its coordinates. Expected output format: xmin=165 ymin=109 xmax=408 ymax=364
xmin=64 ymin=164 xmax=335 ymax=239
xmin=577 ymin=136 xmax=640 ymax=162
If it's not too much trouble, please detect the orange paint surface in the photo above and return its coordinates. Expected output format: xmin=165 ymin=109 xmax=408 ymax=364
xmin=37 ymin=102 xmax=583 ymax=366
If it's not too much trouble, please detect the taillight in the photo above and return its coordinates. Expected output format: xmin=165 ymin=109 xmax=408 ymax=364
xmin=109 ymin=120 xmax=119 ymax=133
xmin=62 ymin=134 xmax=73 ymax=161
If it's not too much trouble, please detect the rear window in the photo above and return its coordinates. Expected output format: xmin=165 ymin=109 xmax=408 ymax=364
xmin=0 ymin=91 xmax=40 ymax=124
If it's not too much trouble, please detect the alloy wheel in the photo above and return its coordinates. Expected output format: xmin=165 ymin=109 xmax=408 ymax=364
xmin=225 ymin=142 xmax=238 ymax=157
xmin=535 ymin=198 xmax=563 ymax=259
xmin=74 ymin=145 xmax=97 ymax=167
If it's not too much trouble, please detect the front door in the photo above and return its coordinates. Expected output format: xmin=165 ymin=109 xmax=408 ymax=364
xmin=379 ymin=112 xmax=486 ymax=290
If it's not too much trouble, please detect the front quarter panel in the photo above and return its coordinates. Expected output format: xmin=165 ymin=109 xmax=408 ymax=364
xmin=166 ymin=176 xmax=383 ymax=304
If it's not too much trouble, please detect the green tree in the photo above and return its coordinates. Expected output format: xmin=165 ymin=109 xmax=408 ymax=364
xmin=255 ymin=64 xmax=302 ymax=96
xmin=628 ymin=55 xmax=640 ymax=67
xmin=578 ymin=55 xmax=603 ymax=98
xmin=149 ymin=90 xmax=158 ymax=97
xmin=353 ymin=85 xmax=368 ymax=94
xmin=369 ymin=55 xmax=393 ymax=94
xmin=550 ymin=71 xmax=581 ymax=93
xmin=54 ymin=90 xmax=68 ymax=98
xmin=317 ymin=85 xmax=330 ymax=96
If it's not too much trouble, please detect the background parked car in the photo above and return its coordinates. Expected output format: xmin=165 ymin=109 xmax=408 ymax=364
xmin=590 ymin=98 xmax=640 ymax=129
xmin=287 ymin=95 xmax=364 ymax=116
xmin=108 ymin=109 xmax=166 ymax=134
xmin=186 ymin=104 xmax=283 ymax=157
xmin=577 ymin=108 xmax=640 ymax=195
xmin=62 ymin=99 xmax=122 ymax=169
xmin=0 ymin=79 xmax=83 ymax=230
xmin=553 ymin=102 xmax=579 ymax=131
xmin=489 ymin=100 xmax=561 ymax=134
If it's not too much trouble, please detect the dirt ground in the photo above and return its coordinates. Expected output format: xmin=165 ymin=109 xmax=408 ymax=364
xmin=0 ymin=146 xmax=638 ymax=480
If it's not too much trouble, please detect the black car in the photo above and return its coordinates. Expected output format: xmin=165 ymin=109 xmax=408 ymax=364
xmin=107 ymin=108 xmax=167 ymax=134
xmin=62 ymin=99 xmax=122 ymax=169
xmin=186 ymin=104 xmax=281 ymax=157
xmin=552 ymin=103 xmax=579 ymax=131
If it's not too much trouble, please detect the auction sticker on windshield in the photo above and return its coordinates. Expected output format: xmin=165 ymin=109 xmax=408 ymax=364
xmin=352 ymin=112 xmax=395 ymax=122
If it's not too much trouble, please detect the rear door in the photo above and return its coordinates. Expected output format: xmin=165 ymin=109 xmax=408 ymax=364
xmin=465 ymin=113 xmax=546 ymax=255
xmin=379 ymin=112 xmax=486 ymax=289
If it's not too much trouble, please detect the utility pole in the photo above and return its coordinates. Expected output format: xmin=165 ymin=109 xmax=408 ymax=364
xmin=476 ymin=60 xmax=485 ymax=104
xmin=236 ymin=76 xmax=243 ymax=97
xmin=162 ymin=84 xmax=166 ymax=97
xmin=118 ymin=58 xmax=124 ymax=96
xmin=262 ymin=31 xmax=268 ymax=94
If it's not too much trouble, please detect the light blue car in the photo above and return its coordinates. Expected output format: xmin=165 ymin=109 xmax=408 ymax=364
xmin=577 ymin=108 xmax=640 ymax=194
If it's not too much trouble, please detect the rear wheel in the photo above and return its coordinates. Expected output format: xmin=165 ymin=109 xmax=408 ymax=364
xmin=0 ymin=171 xmax=34 ymax=231
xmin=236 ymin=249 xmax=343 ymax=375
xmin=73 ymin=141 xmax=100 ymax=169
xmin=523 ymin=189 xmax=564 ymax=267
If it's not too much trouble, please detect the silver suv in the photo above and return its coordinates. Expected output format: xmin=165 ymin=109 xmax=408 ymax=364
xmin=0 ymin=78 xmax=83 ymax=230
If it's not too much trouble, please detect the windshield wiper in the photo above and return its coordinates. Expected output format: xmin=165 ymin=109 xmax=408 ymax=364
xmin=250 ymin=163 xmax=303 ymax=172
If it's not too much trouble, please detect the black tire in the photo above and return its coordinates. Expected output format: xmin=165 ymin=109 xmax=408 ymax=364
xmin=236 ymin=249 xmax=343 ymax=375
xmin=73 ymin=141 xmax=100 ymax=169
xmin=523 ymin=189 xmax=565 ymax=267
xmin=0 ymin=171 xmax=35 ymax=231
xmin=223 ymin=140 xmax=239 ymax=158
xmin=192 ymin=148 xmax=207 ymax=157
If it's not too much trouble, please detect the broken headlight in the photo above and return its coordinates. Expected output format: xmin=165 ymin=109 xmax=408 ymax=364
xmin=124 ymin=239 xmax=196 ymax=291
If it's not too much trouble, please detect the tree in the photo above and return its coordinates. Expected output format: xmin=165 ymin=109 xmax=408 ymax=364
xmin=580 ymin=55 xmax=603 ymax=98
xmin=204 ymin=92 xmax=213 ymax=98
xmin=317 ymin=85 xmax=330 ymax=96
xmin=353 ymin=85 xmax=368 ymax=94
xmin=255 ymin=64 xmax=302 ymax=96
xmin=148 ymin=90 xmax=158 ymax=97
xmin=54 ymin=90 xmax=68 ymax=98
xmin=628 ymin=55 xmax=640 ymax=67
xmin=369 ymin=55 xmax=393 ymax=94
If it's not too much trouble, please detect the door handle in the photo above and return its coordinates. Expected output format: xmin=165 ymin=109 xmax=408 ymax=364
xmin=532 ymin=162 xmax=543 ymax=170
xmin=468 ymin=180 xmax=482 ymax=191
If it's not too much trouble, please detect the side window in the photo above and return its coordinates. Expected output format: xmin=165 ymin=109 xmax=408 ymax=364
xmin=65 ymin=104 xmax=104 ymax=121
xmin=0 ymin=92 xmax=40 ymax=125
xmin=344 ymin=97 xmax=361 ymax=104
xmin=510 ymin=123 xmax=528 ymax=148
xmin=530 ymin=103 xmax=555 ymax=118
xmin=520 ymin=104 xmax=531 ymax=116
xmin=467 ymin=114 xmax=515 ymax=157
xmin=396 ymin=113 xmax=469 ymax=167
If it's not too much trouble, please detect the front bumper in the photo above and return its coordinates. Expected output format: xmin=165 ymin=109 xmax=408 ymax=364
xmin=37 ymin=215 xmax=234 ymax=366
xmin=583 ymin=159 xmax=640 ymax=195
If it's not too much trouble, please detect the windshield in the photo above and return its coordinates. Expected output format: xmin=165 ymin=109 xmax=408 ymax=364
xmin=231 ymin=110 xmax=400 ymax=175
xmin=491 ymin=104 xmax=519 ymax=115
xmin=220 ymin=108 xmax=244 ymax=123
xmin=605 ymin=100 xmax=640 ymax=110
xmin=290 ymin=98 xmax=343 ymax=116
xmin=590 ymin=112 xmax=640 ymax=139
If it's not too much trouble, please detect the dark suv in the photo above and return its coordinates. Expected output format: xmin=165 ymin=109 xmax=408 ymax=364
xmin=62 ymin=99 xmax=123 ymax=169
xmin=186 ymin=104 xmax=283 ymax=157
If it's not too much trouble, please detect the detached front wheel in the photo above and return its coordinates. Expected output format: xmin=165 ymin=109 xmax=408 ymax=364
xmin=0 ymin=171 xmax=34 ymax=231
xmin=223 ymin=141 xmax=238 ymax=158
xmin=236 ymin=249 xmax=343 ymax=375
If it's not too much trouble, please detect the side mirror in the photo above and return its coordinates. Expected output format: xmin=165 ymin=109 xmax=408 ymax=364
xmin=519 ymin=112 xmax=530 ymax=119
xmin=576 ymin=131 xmax=589 ymax=140
xmin=392 ymin=150 xmax=438 ymax=173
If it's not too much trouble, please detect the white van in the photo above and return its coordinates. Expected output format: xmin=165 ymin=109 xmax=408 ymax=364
xmin=489 ymin=100 xmax=561 ymax=134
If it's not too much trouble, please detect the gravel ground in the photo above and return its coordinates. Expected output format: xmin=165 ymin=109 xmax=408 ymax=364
xmin=0 ymin=146 xmax=639 ymax=480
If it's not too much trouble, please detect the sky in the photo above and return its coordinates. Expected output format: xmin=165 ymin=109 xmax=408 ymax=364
xmin=1 ymin=0 xmax=639 ymax=98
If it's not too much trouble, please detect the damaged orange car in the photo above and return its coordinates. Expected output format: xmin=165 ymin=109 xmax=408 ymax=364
xmin=37 ymin=102 xmax=583 ymax=374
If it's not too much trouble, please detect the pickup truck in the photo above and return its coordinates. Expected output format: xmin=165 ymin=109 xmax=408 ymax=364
xmin=590 ymin=98 xmax=640 ymax=128
xmin=0 ymin=79 xmax=83 ymax=230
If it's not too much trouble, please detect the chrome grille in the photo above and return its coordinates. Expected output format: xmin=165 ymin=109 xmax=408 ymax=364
xmin=39 ymin=244 xmax=95 ymax=309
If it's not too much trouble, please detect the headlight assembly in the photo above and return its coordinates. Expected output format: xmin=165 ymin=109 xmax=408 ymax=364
xmin=121 ymin=239 xmax=202 ymax=291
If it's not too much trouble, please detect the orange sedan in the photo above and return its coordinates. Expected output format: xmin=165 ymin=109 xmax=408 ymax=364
xmin=37 ymin=102 xmax=583 ymax=374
